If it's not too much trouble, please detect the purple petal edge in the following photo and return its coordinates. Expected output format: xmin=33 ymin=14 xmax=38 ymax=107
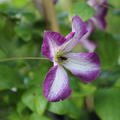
xmin=63 ymin=52 xmax=100 ymax=82
xmin=76 ymin=53 xmax=100 ymax=82
xmin=43 ymin=65 xmax=72 ymax=102
xmin=41 ymin=31 xmax=67 ymax=61
xmin=72 ymin=16 xmax=88 ymax=41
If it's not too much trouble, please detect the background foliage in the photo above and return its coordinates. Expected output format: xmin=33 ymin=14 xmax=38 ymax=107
xmin=0 ymin=0 xmax=120 ymax=120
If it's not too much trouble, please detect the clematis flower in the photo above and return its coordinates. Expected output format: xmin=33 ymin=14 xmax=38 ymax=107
xmin=87 ymin=0 xmax=108 ymax=30
xmin=41 ymin=16 xmax=100 ymax=102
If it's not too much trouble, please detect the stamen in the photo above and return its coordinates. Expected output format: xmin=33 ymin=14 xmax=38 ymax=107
xmin=59 ymin=56 xmax=67 ymax=61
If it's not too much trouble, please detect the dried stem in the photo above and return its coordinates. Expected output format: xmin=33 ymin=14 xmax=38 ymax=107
xmin=84 ymin=95 xmax=94 ymax=112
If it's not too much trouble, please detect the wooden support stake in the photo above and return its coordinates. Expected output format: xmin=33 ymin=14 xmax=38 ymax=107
xmin=34 ymin=0 xmax=59 ymax=32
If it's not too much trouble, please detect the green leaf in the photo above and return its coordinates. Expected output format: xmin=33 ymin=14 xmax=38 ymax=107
xmin=115 ymin=78 xmax=120 ymax=88
xmin=8 ymin=110 xmax=30 ymax=120
xmin=22 ymin=88 xmax=48 ymax=115
xmin=64 ymin=100 xmax=81 ymax=119
xmin=48 ymin=101 xmax=66 ymax=115
xmin=69 ymin=1 xmax=95 ymax=21
xmin=15 ymin=24 xmax=33 ymax=42
xmin=8 ymin=111 xmax=21 ymax=120
xmin=0 ymin=3 xmax=10 ymax=11
xmin=14 ymin=43 xmax=38 ymax=57
xmin=0 ymin=64 xmax=22 ymax=90
xmin=71 ymin=82 xmax=96 ymax=98
xmin=91 ymin=31 xmax=119 ymax=70
xmin=0 ymin=50 xmax=6 ymax=58
xmin=27 ymin=61 xmax=51 ymax=86
xmin=94 ymin=88 xmax=120 ymax=120
xmin=79 ymin=83 xmax=96 ymax=96
xmin=12 ymin=0 xmax=30 ymax=7
xmin=0 ymin=17 xmax=6 ymax=28
xmin=17 ymin=102 xmax=26 ymax=115
xmin=29 ymin=113 xmax=51 ymax=120
xmin=48 ymin=99 xmax=80 ymax=118
xmin=107 ymin=9 xmax=120 ymax=34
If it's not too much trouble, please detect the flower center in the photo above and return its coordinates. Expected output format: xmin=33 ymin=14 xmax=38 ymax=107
xmin=58 ymin=56 xmax=67 ymax=61
xmin=55 ymin=52 xmax=67 ymax=64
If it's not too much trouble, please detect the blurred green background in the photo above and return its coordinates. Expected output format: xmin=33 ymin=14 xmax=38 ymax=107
xmin=0 ymin=0 xmax=120 ymax=120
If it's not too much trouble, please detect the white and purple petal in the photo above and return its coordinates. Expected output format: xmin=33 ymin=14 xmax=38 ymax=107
xmin=91 ymin=16 xmax=107 ymax=30
xmin=88 ymin=0 xmax=108 ymax=30
xmin=83 ymin=20 xmax=95 ymax=39
xmin=61 ymin=16 xmax=87 ymax=53
xmin=43 ymin=65 xmax=72 ymax=102
xmin=81 ymin=39 xmax=97 ymax=52
xmin=72 ymin=16 xmax=87 ymax=40
xmin=41 ymin=31 xmax=67 ymax=61
xmin=65 ymin=32 xmax=75 ymax=41
xmin=87 ymin=0 xmax=108 ymax=8
xmin=62 ymin=53 xmax=100 ymax=82
xmin=80 ymin=20 xmax=96 ymax=52
xmin=92 ymin=4 xmax=108 ymax=30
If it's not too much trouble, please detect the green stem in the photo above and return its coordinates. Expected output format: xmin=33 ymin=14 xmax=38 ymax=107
xmin=0 ymin=57 xmax=48 ymax=62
